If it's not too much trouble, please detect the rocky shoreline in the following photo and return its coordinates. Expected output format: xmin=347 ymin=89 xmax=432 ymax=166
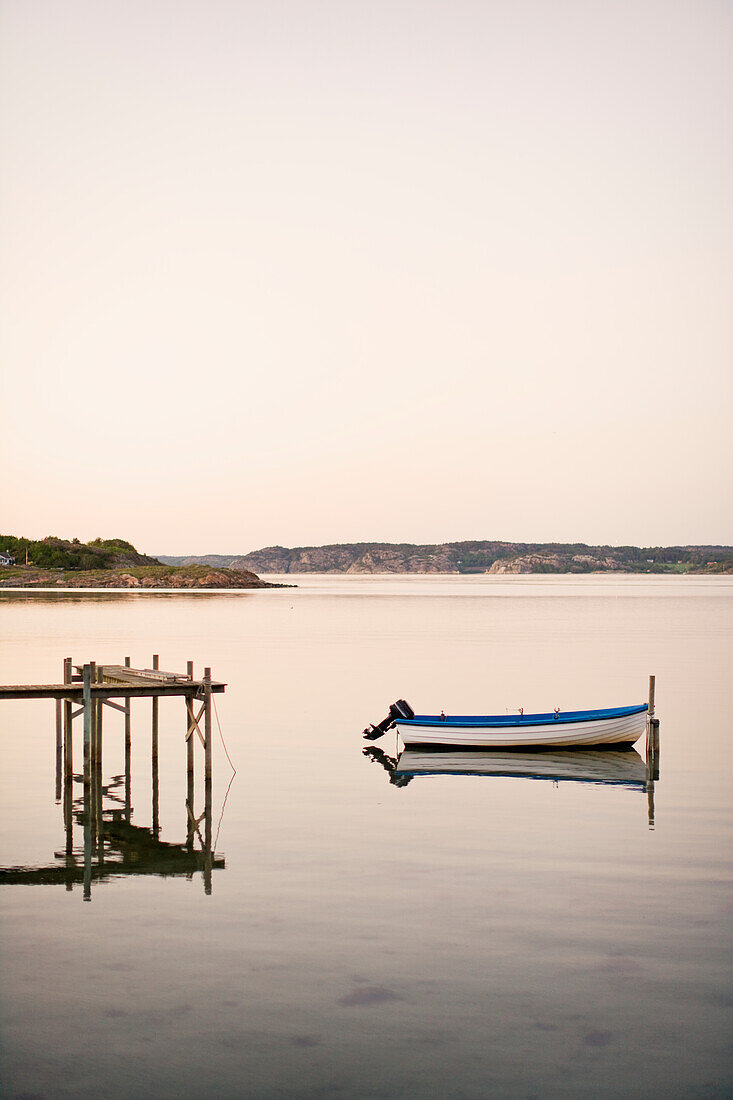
xmin=0 ymin=565 xmax=288 ymax=590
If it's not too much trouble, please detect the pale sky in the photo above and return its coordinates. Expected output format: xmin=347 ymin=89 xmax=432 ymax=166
xmin=1 ymin=0 xmax=731 ymax=554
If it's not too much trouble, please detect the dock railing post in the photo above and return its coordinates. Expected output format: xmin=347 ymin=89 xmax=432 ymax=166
xmin=152 ymin=654 xmax=159 ymax=837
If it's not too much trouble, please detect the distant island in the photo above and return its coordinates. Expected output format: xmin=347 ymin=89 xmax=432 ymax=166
xmin=0 ymin=536 xmax=281 ymax=589
xmin=159 ymin=541 xmax=733 ymax=575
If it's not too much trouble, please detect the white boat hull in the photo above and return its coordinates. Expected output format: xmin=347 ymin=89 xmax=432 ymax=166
xmin=395 ymin=710 xmax=646 ymax=749
xmin=394 ymin=748 xmax=648 ymax=786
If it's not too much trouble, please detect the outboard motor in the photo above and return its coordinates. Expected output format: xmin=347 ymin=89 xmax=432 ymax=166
xmin=362 ymin=699 xmax=415 ymax=740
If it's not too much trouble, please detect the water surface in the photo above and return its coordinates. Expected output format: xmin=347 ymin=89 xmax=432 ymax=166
xmin=1 ymin=575 xmax=731 ymax=1097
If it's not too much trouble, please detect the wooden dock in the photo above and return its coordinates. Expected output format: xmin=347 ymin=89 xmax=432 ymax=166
xmin=0 ymin=655 xmax=226 ymax=898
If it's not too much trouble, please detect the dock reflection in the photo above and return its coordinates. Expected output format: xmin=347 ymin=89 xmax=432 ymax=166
xmin=2 ymin=748 xmax=225 ymax=900
xmin=364 ymin=744 xmax=659 ymax=825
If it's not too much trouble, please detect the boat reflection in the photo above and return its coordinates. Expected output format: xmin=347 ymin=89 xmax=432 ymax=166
xmin=364 ymin=744 xmax=658 ymax=825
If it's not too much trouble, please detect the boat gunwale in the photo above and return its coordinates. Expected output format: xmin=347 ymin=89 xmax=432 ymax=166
xmin=401 ymin=703 xmax=648 ymax=729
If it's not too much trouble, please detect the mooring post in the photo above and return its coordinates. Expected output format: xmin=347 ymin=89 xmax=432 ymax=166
xmin=152 ymin=654 xmax=160 ymax=837
xmin=646 ymin=770 xmax=656 ymax=829
xmin=63 ymin=657 xmax=73 ymax=783
xmin=646 ymin=674 xmax=660 ymax=776
xmin=83 ymin=663 xmax=92 ymax=787
xmin=650 ymin=719 xmax=660 ymax=775
xmin=55 ymin=698 xmax=63 ymax=803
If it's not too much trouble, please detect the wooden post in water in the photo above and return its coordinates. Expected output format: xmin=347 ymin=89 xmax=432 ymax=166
xmin=204 ymin=668 xmax=212 ymax=782
xmin=89 ymin=661 xmax=98 ymax=769
xmin=204 ymin=667 xmax=213 ymax=896
xmin=83 ymin=663 xmax=92 ymax=787
xmin=646 ymin=674 xmax=660 ymax=780
xmin=204 ymin=777 xmax=213 ymax=897
xmin=85 ymin=660 xmax=98 ymax=857
xmin=83 ymin=773 xmax=92 ymax=902
xmin=55 ymin=698 xmax=63 ymax=803
xmin=63 ymin=657 xmax=73 ymax=783
xmin=95 ymin=663 xmax=103 ymax=773
xmin=186 ymin=660 xmax=194 ymax=845
xmin=90 ymin=663 xmax=99 ymax=853
xmin=124 ymin=657 xmax=131 ymax=822
xmin=64 ymin=769 xmax=74 ymax=860
xmin=649 ymin=719 xmax=660 ymax=773
xmin=646 ymin=772 xmax=656 ymax=829
xmin=204 ymin=667 xmax=213 ymax=894
xmin=95 ymin=664 xmax=104 ymax=863
xmin=63 ymin=657 xmax=73 ymax=860
xmin=152 ymin=654 xmax=160 ymax=837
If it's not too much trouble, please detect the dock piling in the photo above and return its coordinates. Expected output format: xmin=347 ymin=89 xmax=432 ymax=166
xmin=152 ymin=654 xmax=159 ymax=837
xmin=55 ymin=698 xmax=62 ymax=803
xmin=63 ymin=657 xmax=72 ymax=784
xmin=83 ymin=664 xmax=92 ymax=786
xmin=204 ymin=667 xmax=212 ymax=784
xmin=186 ymin=660 xmax=194 ymax=844
xmin=124 ymin=657 xmax=131 ymax=821
xmin=83 ymin=777 xmax=92 ymax=902
xmin=203 ymin=666 xmax=213 ymax=895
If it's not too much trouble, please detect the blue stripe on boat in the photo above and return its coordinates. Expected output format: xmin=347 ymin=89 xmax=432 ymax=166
xmin=401 ymin=704 xmax=648 ymax=728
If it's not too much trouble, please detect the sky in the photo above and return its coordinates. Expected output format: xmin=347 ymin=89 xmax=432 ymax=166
xmin=1 ymin=0 xmax=731 ymax=555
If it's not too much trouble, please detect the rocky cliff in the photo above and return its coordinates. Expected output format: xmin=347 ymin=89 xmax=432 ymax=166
xmin=159 ymin=542 xmax=733 ymax=575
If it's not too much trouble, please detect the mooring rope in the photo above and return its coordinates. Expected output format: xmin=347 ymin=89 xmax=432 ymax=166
xmin=212 ymin=694 xmax=237 ymax=775
xmin=214 ymin=770 xmax=236 ymax=851
xmin=211 ymin=694 xmax=237 ymax=851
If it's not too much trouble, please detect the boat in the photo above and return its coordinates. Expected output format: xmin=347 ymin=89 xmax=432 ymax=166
xmin=363 ymin=700 xmax=648 ymax=749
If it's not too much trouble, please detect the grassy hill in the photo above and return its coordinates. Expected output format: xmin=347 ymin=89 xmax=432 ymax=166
xmin=0 ymin=536 xmax=281 ymax=589
xmin=0 ymin=535 xmax=158 ymax=571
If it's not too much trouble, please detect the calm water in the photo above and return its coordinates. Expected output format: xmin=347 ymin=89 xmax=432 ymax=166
xmin=1 ymin=575 xmax=731 ymax=1098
